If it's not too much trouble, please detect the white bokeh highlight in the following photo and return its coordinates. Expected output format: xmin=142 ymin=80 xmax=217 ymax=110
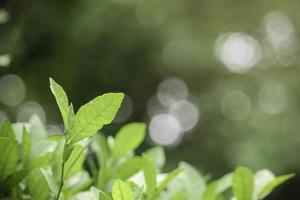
xmin=149 ymin=113 xmax=182 ymax=146
xmin=216 ymin=33 xmax=261 ymax=73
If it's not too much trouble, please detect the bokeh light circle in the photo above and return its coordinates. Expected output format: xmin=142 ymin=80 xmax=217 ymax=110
xmin=157 ymin=77 xmax=189 ymax=108
xmin=221 ymin=90 xmax=251 ymax=121
xmin=149 ymin=113 xmax=182 ymax=146
xmin=0 ymin=74 xmax=26 ymax=106
xmin=17 ymin=101 xmax=46 ymax=123
xmin=216 ymin=33 xmax=261 ymax=73
xmin=170 ymin=100 xmax=199 ymax=131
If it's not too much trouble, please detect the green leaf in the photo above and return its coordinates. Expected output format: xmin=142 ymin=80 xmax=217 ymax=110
xmin=112 ymin=123 xmax=146 ymax=158
xmin=68 ymin=93 xmax=124 ymax=144
xmin=144 ymin=146 xmax=165 ymax=171
xmin=112 ymin=179 xmax=134 ymax=200
xmin=115 ymin=156 xmax=157 ymax=199
xmin=67 ymin=103 xmax=75 ymax=132
xmin=49 ymin=78 xmax=70 ymax=130
xmin=0 ymin=120 xmax=18 ymax=183
xmin=216 ymin=173 xmax=233 ymax=194
xmin=258 ymin=174 xmax=294 ymax=199
xmin=232 ymin=167 xmax=254 ymax=200
xmin=27 ymin=168 xmax=51 ymax=200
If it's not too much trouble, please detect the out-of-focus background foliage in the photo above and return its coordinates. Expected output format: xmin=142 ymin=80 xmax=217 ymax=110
xmin=0 ymin=0 xmax=299 ymax=198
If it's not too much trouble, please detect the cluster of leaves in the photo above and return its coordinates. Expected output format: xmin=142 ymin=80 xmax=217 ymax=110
xmin=0 ymin=78 xmax=294 ymax=200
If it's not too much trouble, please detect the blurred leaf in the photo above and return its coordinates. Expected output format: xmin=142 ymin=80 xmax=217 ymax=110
xmin=100 ymin=190 xmax=112 ymax=200
xmin=112 ymin=122 xmax=146 ymax=158
xmin=64 ymin=144 xmax=87 ymax=179
xmin=27 ymin=168 xmax=51 ymax=200
xmin=49 ymin=78 xmax=70 ymax=130
xmin=216 ymin=173 xmax=233 ymax=194
xmin=68 ymin=93 xmax=124 ymax=144
xmin=115 ymin=156 xmax=157 ymax=199
xmin=167 ymin=162 xmax=206 ymax=200
xmin=65 ymin=171 xmax=92 ymax=193
xmin=30 ymin=152 xmax=53 ymax=169
xmin=112 ymin=179 xmax=134 ymax=200
xmin=28 ymin=115 xmax=47 ymax=141
xmin=203 ymin=181 xmax=218 ymax=200
xmin=156 ymin=168 xmax=182 ymax=196
xmin=258 ymin=174 xmax=294 ymax=199
xmin=40 ymin=167 xmax=59 ymax=195
xmin=91 ymin=134 xmax=109 ymax=190
xmin=21 ymin=127 xmax=31 ymax=167
xmin=0 ymin=120 xmax=18 ymax=183
xmin=51 ymin=138 xmax=64 ymax=182
xmin=4 ymin=169 xmax=29 ymax=188
xmin=232 ymin=167 xmax=254 ymax=200
xmin=144 ymin=146 xmax=165 ymax=171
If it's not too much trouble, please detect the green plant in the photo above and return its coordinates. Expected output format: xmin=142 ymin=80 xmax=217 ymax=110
xmin=0 ymin=78 xmax=294 ymax=200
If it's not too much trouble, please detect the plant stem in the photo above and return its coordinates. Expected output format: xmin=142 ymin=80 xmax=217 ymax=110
xmin=55 ymin=157 xmax=65 ymax=200
xmin=55 ymin=136 xmax=67 ymax=200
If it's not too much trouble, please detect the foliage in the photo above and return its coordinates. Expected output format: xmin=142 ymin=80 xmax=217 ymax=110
xmin=0 ymin=79 xmax=294 ymax=200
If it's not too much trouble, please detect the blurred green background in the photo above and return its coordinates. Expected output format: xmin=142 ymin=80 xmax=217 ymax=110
xmin=0 ymin=0 xmax=300 ymax=198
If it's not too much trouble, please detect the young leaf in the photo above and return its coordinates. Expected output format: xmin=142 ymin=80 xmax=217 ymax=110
xmin=49 ymin=78 xmax=70 ymax=130
xmin=258 ymin=173 xmax=294 ymax=199
xmin=232 ymin=167 xmax=254 ymax=200
xmin=112 ymin=179 xmax=134 ymax=200
xmin=112 ymin=122 xmax=146 ymax=158
xmin=0 ymin=120 xmax=18 ymax=183
xmin=68 ymin=93 xmax=124 ymax=144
